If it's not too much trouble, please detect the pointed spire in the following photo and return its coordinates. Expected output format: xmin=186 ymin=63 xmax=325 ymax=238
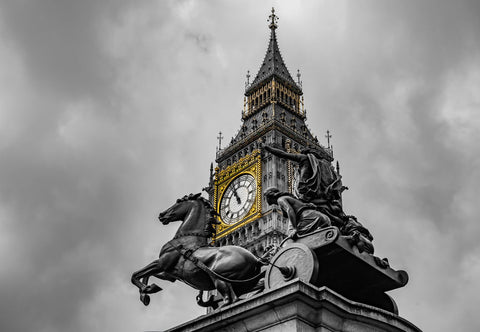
xmin=297 ymin=69 xmax=303 ymax=88
xmin=325 ymin=130 xmax=332 ymax=149
xmin=245 ymin=70 xmax=250 ymax=89
xmin=217 ymin=131 xmax=224 ymax=150
xmin=245 ymin=8 xmax=301 ymax=95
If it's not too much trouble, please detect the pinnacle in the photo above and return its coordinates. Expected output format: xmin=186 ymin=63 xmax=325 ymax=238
xmin=246 ymin=14 xmax=301 ymax=95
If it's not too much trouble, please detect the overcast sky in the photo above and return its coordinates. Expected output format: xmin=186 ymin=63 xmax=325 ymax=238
xmin=0 ymin=1 xmax=479 ymax=331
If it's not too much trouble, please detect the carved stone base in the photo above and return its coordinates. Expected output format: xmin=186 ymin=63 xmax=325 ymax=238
xmin=162 ymin=280 xmax=421 ymax=332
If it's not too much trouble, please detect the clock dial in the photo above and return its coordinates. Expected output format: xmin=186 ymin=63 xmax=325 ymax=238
xmin=220 ymin=174 xmax=257 ymax=225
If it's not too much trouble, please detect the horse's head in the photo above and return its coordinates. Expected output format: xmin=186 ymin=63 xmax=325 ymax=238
xmin=158 ymin=193 xmax=220 ymax=241
xmin=158 ymin=193 xmax=204 ymax=225
xmin=158 ymin=199 xmax=189 ymax=225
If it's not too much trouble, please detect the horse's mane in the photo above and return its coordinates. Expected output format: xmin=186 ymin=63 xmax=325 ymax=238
xmin=176 ymin=193 xmax=219 ymax=239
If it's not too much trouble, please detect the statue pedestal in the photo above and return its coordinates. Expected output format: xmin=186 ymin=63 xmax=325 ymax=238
xmin=163 ymin=280 xmax=421 ymax=332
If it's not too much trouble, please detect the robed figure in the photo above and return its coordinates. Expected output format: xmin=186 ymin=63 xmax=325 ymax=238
xmin=264 ymin=145 xmax=374 ymax=254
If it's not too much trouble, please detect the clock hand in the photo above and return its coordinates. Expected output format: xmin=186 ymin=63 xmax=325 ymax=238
xmin=232 ymin=187 xmax=241 ymax=204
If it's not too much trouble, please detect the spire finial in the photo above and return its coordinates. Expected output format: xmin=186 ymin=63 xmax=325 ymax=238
xmin=217 ymin=131 xmax=224 ymax=150
xmin=297 ymin=69 xmax=302 ymax=87
xmin=268 ymin=7 xmax=278 ymax=30
xmin=325 ymin=130 xmax=332 ymax=149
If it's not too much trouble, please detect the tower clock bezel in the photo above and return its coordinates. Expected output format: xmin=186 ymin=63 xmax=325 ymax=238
xmin=219 ymin=173 xmax=257 ymax=225
xmin=214 ymin=150 xmax=262 ymax=239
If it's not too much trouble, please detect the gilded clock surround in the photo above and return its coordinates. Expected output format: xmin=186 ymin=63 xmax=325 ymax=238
xmin=214 ymin=150 xmax=262 ymax=239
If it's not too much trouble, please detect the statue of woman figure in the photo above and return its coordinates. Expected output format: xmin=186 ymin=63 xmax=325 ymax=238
xmin=264 ymin=187 xmax=331 ymax=239
xmin=263 ymin=145 xmax=374 ymax=254
xmin=264 ymin=145 xmax=343 ymax=202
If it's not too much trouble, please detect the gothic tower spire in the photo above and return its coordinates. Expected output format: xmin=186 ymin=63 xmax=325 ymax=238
xmin=211 ymin=8 xmax=332 ymax=253
xmin=245 ymin=8 xmax=301 ymax=99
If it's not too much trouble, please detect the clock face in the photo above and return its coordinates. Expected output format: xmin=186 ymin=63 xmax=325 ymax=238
xmin=220 ymin=174 xmax=257 ymax=225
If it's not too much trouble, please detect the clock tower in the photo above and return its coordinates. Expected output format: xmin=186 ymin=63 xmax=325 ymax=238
xmin=207 ymin=8 xmax=334 ymax=256
xmin=134 ymin=9 xmax=419 ymax=332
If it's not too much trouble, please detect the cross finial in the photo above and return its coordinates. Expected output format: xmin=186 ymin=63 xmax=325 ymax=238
xmin=297 ymin=69 xmax=302 ymax=87
xmin=245 ymin=70 xmax=250 ymax=88
xmin=325 ymin=130 xmax=332 ymax=149
xmin=268 ymin=7 xmax=278 ymax=30
xmin=217 ymin=131 xmax=224 ymax=150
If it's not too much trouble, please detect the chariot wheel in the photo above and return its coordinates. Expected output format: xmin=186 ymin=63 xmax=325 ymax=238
xmin=265 ymin=243 xmax=319 ymax=290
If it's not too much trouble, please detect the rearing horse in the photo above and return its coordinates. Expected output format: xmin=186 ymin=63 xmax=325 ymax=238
xmin=131 ymin=193 xmax=264 ymax=307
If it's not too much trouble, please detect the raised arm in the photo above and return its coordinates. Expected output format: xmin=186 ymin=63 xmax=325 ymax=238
xmin=264 ymin=145 xmax=305 ymax=162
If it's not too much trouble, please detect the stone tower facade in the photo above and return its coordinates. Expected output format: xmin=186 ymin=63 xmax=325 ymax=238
xmin=206 ymin=9 xmax=335 ymax=256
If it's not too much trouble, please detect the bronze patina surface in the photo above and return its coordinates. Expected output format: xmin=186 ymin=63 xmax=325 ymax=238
xmin=131 ymin=193 xmax=264 ymax=308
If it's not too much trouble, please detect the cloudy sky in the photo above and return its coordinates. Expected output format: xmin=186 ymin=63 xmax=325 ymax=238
xmin=0 ymin=0 xmax=479 ymax=331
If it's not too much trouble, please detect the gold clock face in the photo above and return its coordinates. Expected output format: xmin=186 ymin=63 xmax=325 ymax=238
xmin=220 ymin=174 xmax=257 ymax=225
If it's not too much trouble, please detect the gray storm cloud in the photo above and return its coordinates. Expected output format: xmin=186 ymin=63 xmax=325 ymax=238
xmin=0 ymin=1 xmax=479 ymax=331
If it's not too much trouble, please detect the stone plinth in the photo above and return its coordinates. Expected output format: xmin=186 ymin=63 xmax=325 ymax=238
xmin=162 ymin=280 xmax=421 ymax=332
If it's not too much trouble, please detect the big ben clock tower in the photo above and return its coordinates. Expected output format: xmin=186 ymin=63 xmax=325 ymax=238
xmin=207 ymin=8 xmax=334 ymax=256
xmin=134 ymin=8 xmax=419 ymax=332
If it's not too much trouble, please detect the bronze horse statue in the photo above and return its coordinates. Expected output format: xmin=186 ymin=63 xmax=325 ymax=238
xmin=131 ymin=193 xmax=264 ymax=308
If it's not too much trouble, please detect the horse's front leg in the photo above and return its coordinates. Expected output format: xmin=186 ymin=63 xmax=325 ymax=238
xmin=131 ymin=260 xmax=163 ymax=305
xmin=140 ymin=271 xmax=175 ymax=294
